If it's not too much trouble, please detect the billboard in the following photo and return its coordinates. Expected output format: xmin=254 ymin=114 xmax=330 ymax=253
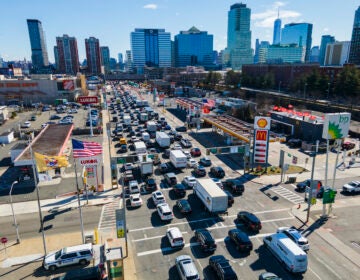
xmin=322 ymin=113 xmax=351 ymax=140
xmin=254 ymin=116 xmax=271 ymax=130
xmin=63 ymin=80 xmax=75 ymax=91
xmin=253 ymin=116 xmax=271 ymax=164
xmin=77 ymin=96 xmax=98 ymax=104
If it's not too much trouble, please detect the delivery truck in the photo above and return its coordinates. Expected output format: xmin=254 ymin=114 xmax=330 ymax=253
xmin=194 ymin=178 xmax=228 ymax=214
xmin=134 ymin=141 xmax=147 ymax=154
xmin=263 ymin=233 xmax=308 ymax=274
xmin=147 ymin=121 xmax=157 ymax=132
xmin=169 ymin=150 xmax=187 ymax=169
xmin=156 ymin=131 xmax=171 ymax=148
xmin=140 ymin=113 xmax=148 ymax=123
xmin=140 ymin=161 xmax=153 ymax=177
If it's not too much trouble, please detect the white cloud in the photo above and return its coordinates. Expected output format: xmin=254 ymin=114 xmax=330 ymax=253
xmin=252 ymin=2 xmax=301 ymax=28
xmin=323 ymin=27 xmax=329 ymax=32
xmin=143 ymin=4 xmax=157 ymax=10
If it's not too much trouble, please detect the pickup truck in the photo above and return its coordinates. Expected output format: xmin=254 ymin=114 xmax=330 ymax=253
xmin=342 ymin=181 xmax=360 ymax=193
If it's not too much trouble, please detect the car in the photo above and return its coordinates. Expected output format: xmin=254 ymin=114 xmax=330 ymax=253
xmin=130 ymin=193 xmax=143 ymax=207
xmin=296 ymin=179 xmax=322 ymax=192
xmin=287 ymin=138 xmax=302 ymax=148
xmin=342 ymin=180 xmax=360 ymax=193
xmin=276 ymin=227 xmax=309 ymax=251
xmin=68 ymin=108 xmax=78 ymax=114
xmin=228 ymin=228 xmax=253 ymax=252
xmin=157 ymin=203 xmax=173 ymax=221
xmin=212 ymin=178 xmax=224 ymax=189
xmin=122 ymin=163 xmax=134 ymax=171
xmin=209 ymin=255 xmax=238 ymax=280
xmin=222 ymin=179 xmax=244 ymax=194
xmin=172 ymin=143 xmax=182 ymax=150
xmin=183 ymin=176 xmax=197 ymax=188
xmin=163 ymin=149 xmax=171 ymax=158
xmin=41 ymin=123 xmax=48 ymax=129
xmin=224 ymin=190 xmax=234 ymax=206
xmin=173 ymin=183 xmax=186 ymax=197
xmin=30 ymin=115 xmax=37 ymax=121
xmin=210 ymin=166 xmax=225 ymax=178
xmin=236 ymin=211 xmax=262 ymax=232
xmin=175 ymin=255 xmax=200 ymax=280
xmin=129 ymin=180 xmax=140 ymax=194
xmin=164 ymin=172 xmax=178 ymax=186
xmin=164 ymin=124 xmax=171 ymax=130
xmin=21 ymin=121 xmax=31 ymax=128
xmin=50 ymin=114 xmax=61 ymax=120
xmin=258 ymin=272 xmax=282 ymax=280
xmin=167 ymin=227 xmax=185 ymax=248
xmin=181 ymin=138 xmax=192 ymax=148
xmin=42 ymin=106 xmax=51 ymax=112
xmin=341 ymin=141 xmax=356 ymax=151
xmin=159 ymin=163 xmax=171 ymax=173
xmin=194 ymin=229 xmax=217 ymax=252
xmin=43 ymin=243 xmax=94 ymax=271
xmin=183 ymin=150 xmax=192 ymax=159
xmin=175 ymin=126 xmax=187 ymax=132
xmin=199 ymin=157 xmax=212 ymax=167
xmin=119 ymin=144 xmax=127 ymax=153
xmin=176 ymin=199 xmax=192 ymax=215
xmin=152 ymin=190 xmax=166 ymax=205
xmin=193 ymin=165 xmax=207 ymax=177
xmin=187 ymin=158 xmax=198 ymax=168
xmin=145 ymin=178 xmax=157 ymax=192
xmin=190 ymin=147 xmax=201 ymax=157
xmin=174 ymin=134 xmax=183 ymax=141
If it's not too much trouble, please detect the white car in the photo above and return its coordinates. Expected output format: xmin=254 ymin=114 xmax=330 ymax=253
xmin=21 ymin=121 xmax=31 ymax=128
xmin=172 ymin=143 xmax=182 ymax=150
xmin=129 ymin=180 xmax=140 ymax=194
xmin=187 ymin=158 xmax=198 ymax=168
xmin=183 ymin=150 xmax=192 ymax=159
xmin=123 ymin=163 xmax=133 ymax=171
xmin=152 ymin=190 xmax=166 ymax=205
xmin=167 ymin=227 xmax=184 ymax=248
xmin=130 ymin=193 xmax=143 ymax=207
xmin=41 ymin=123 xmax=48 ymax=129
xmin=157 ymin=203 xmax=173 ymax=221
xmin=276 ymin=227 xmax=309 ymax=251
xmin=183 ymin=176 xmax=197 ymax=188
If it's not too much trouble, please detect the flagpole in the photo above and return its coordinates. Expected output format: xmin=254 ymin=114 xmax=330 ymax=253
xmin=73 ymin=156 xmax=85 ymax=244
xmin=29 ymin=140 xmax=47 ymax=257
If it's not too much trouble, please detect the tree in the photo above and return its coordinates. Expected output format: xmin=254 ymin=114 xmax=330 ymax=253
xmin=225 ymin=70 xmax=241 ymax=87
xmin=334 ymin=65 xmax=360 ymax=98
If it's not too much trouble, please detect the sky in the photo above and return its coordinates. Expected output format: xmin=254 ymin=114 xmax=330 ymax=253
xmin=0 ymin=0 xmax=359 ymax=63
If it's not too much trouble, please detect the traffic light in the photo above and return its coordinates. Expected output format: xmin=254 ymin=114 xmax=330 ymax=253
xmin=323 ymin=189 xmax=337 ymax=204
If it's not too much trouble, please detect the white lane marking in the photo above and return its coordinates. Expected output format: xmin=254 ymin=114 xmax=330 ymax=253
xmin=133 ymin=232 xmax=188 ymax=242
xmin=98 ymin=205 xmax=105 ymax=229
xmin=308 ymin=266 xmax=322 ymax=280
xmin=315 ymin=257 xmax=342 ymax=279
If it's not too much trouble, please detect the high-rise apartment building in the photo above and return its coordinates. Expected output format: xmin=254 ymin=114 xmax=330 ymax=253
xmin=225 ymin=3 xmax=253 ymax=69
xmin=273 ymin=16 xmax=281 ymax=45
xmin=54 ymin=34 xmax=79 ymax=74
xmin=349 ymin=6 xmax=360 ymax=65
xmin=281 ymin=23 xmax=313 ymax=62
xmin=319 ymin=35 xmax=335 ymax=65
xmin=174 ymin=26 xmax=213 ymax=68
xmin=325 ymin=41 xmax=350 ymax=66
xmin=118 ymin=53 xmax=123 ymax=64
xmin=100 ymin=46 xmax=110 ymax=73
xmin=26 ymin=19 xmax=49 ymax=70
xmin=130 ymin=28 xmax=171 ymax=72
xmin=125 ymin=50 xmax=133 ymax=72
xmin=85 ymin=37 xmax=101 ymax=74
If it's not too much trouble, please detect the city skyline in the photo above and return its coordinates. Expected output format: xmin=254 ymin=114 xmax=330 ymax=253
xmin=0 ymin=0 xmax=359 ymax=63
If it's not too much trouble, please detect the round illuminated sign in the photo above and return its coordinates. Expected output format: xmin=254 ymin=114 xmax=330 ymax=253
xmin=256 ymin=118 xmax=268 ymax=129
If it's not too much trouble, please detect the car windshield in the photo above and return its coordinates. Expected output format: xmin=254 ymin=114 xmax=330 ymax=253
xmin=54 ymin=250 xmax=62 ymax=260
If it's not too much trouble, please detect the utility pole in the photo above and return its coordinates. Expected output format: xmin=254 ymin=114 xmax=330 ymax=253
xmin=306 ymin=140 xmax=319 ymax=223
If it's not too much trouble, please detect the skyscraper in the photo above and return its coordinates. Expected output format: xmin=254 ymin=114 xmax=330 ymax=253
xmin=125 ymin=50 xmax=133 ymax=72
xmin=26 ymin=19 xmax=49 ymax=70
xmin=226 ymin=3 xmax=253 ymax=69
xmin=55 ymin=34 xmax=79 ymax=74
xmin=174 ymin=26 xmax=214 ymax=67
xmin=319 ymin=35 xmax=335 ymax=65
xmin=85 ymin=37 xmax=101 ymax=74
xmin=118 ymin=53 xmax=123 ymax=64
xmin=325 ymin=41 xmax=351 ymax=66
xmin=130 ymin=28 xmax=171 ymax=72
xmin=273 ymin=12 xmax=281 ymax=45
xmin=254 ymin=40 xmax=270 ymax=63
xmin=281 ymin=23 xmax=313 ymax=62
xmin=100 ymin=46 xmax=110 ymax=73
xmin=309 ymin=46 xmax=320 ymax=63
xmin=349 ymin=6 xmax=360 ymax=65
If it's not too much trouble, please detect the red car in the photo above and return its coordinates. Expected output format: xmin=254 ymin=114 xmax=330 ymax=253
xmin=190 ymin=147 xmax=201 ymax=157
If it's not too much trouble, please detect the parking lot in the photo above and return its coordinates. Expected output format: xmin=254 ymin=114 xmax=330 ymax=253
xmin=105 ymin=85 xmax=360 ymax=280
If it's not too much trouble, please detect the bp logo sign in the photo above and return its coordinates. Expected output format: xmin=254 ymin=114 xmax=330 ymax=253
xmin=322 ymin=113 xmax=351 ymax=140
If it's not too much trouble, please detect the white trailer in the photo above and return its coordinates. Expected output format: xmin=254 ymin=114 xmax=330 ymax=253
xmin=169 ymin=150 xmax=187 ymax=169
xmin=263 ymin=233 xmax=308 ymax=274
xmin=156 ymin=131 xmax=170 ymax=148
xmin=140 ymin=161 xmax=153 ymax=177
xmin=147 ymin=121 xmax=157 ymax=132
xmin=194 ymin=178 xmax=228 ymax=214
xmin=142 ymin=132 xmax=150 ymax=142
xmin=134 ymin=141 xmax=147 ymax=154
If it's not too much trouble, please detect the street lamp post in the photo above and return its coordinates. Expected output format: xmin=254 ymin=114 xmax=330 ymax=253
xmin=303 ymin=83 xmax=307 ymax=99
xmin=9 ymin=180 xmax=20 ymax=243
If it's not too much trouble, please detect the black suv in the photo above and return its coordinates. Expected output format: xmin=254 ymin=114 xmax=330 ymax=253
xmin=210 ymin=166 xmax=225 ymax=178
xmin=145 ymin=178 xmax=157 ymax=192
xmin=194 ymin=229 xmax=217 ymax=252
xmin=164 ymin=172 xmax=177 ymax=186
xmin=159 ymin=163 xmax=170 ymax=174
xmin=193 ymin=165 xmax=207 ymax=177
xmin=228 ymin=229 xmax=253 ymax=252
xmin=236 ymin=211 xmax=262 ymax=232
xmin=223 ymin=179 xmax=244 ymax=194
xmin=173 ymin=183 xmax=186 ymax=197
xmin=209 ymin=255 xmax=238 ymax=280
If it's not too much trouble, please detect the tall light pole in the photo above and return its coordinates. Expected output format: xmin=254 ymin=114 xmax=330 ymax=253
xmin=303 ymin=83 xmax=307 ymax=99
xmin=9 ymin=180 xmax=20 ymax=243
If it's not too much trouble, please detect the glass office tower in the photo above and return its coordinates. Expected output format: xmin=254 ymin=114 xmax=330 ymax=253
xmin=100 ymin=46 xmax=111 ymax=73
xmin=27 ymin=19 xmax=49 ymax=69
xmin=349 ymin=6 xmax=360 ymax=65
xmin=273 ymin=18 xmax=282 ymax=45
xmin=319 ymin=35 xmax=335 ymax=65
xmin=174 ymin=26 xmax=213 ymax=67
xmin=281 ymin=23 xmax=313 ymax=62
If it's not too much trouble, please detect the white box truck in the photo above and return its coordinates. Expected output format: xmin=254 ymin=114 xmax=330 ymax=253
xmin=142 ymin=132 xmax=150 ymax=142
xmin=134 ymin=141 xmax=147 ymax=154
xmin=263 ymin=233 xmax=308 ymax=274
xmin=147 ymin=121 xmax=157 ymax=132
xmin=156 ymin=131 xmax=170 ymax=148
xmin=123 ymin=115 xmax=131 ymax=125
xmin=170 ymin=150 xmax=187 ymax=169
xmin=194 ymin=178 xmax=228 ymax=214
xmin=140 ymin=161 xmax=153 ymax=177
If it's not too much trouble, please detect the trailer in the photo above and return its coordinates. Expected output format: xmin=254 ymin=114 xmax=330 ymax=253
xmin=134 ymin=141 xmax=147 ymax=154
xmin=140 ymin=161 xmax=153 ymax=177
xmin=156 ymin=131 xmax=171 ymax=148
xmin=194 ymin=178 xmax=228 ymax=214
xmin=147 ymin=121 xmax=157 ymax=132
xmin=169 ymin=150 xmax=187 ymax=169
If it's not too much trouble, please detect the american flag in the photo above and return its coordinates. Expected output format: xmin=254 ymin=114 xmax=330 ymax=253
xmin=72 ymin=139 xmax=103 ymax=158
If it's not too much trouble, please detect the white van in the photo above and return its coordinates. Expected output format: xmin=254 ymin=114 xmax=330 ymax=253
xmin=263 ymin=233 xmax=308 ymax=273
xmin=166 ymin=227 xmax=184 ymax=248
xmin=142 ymin=132 xmax=150 ymax=142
